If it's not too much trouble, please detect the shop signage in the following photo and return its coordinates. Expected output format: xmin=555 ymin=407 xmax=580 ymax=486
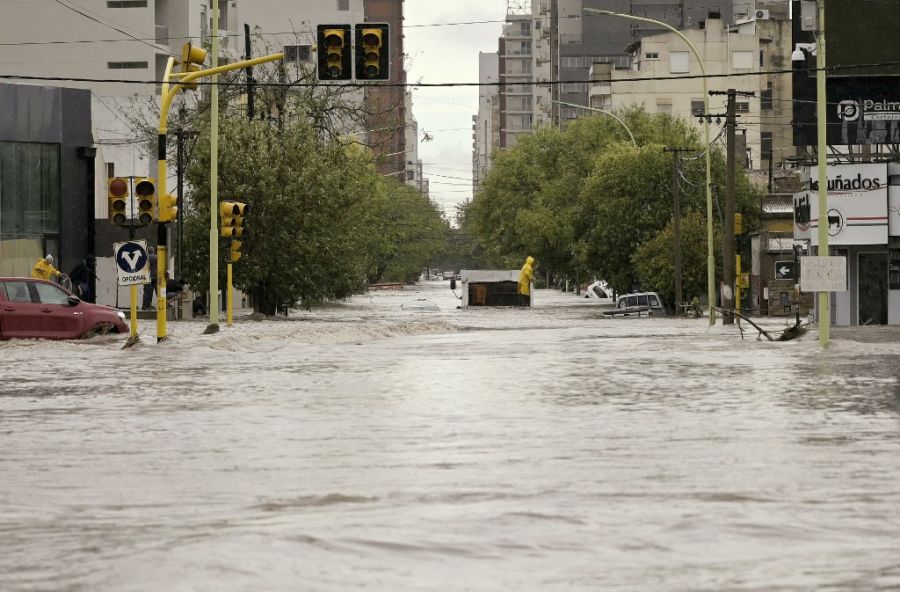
xmin=800 ymin=164 xmax=889 ymax=246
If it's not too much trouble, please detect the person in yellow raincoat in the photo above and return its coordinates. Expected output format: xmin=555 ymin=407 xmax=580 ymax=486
xmin=31 ymin=254 xmax=60 ymax=281
xmin=518 ymin=255 xmax=535 ymax=306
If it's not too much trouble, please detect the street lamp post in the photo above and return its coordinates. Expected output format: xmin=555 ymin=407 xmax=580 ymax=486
xmin=583 ymin=8 xmax=715 ymax=325
xmin=157 ymin=49 xmax=284 ymax=342
xmin=550 ymin=100 xmax=637 ymax=147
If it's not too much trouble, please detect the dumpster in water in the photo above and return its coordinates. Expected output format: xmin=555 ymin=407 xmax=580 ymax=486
xmin=460 ymin=270 xmax=531 ymax=308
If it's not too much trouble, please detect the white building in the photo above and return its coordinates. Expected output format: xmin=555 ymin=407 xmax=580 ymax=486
xmin=597 ymin=15 xmax=763 ymax=167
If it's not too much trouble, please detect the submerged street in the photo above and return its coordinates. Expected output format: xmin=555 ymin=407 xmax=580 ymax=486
xmin=2 ymin=282 xmax=900 ymax=591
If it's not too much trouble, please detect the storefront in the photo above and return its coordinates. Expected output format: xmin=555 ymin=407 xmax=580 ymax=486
xmin=0 ymin=83 xmax=95 ymax=278
xmin=794 ymin=162 xmax=900 ymax=325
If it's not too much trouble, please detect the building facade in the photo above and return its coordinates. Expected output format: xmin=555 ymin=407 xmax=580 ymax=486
xmin=596 ymin=15 xmax=763 ymax=166
xmin=0 ymin=83 xmax=99 ymax=282
xmin=473 ymin=52 xmax=500 ymax=193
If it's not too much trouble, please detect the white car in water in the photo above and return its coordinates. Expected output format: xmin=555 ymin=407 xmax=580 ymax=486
xmin=583 ymin=280 xmax=614 ymax=300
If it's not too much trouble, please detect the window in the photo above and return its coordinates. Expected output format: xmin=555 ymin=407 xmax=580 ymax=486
xmin=759 ymin=49 xmax=765 ymax=67
xmin=561 ymin=56 xmax=583 ymax=68
xmin=732 ymin=51 xmax=754 ymax=70
xmin=736 ymin=101 xmax=750 ymax=113
xmin=657 ymin=102 xmax=672 ymax=114
xmin=761 ymin=82 xmax=773 ymax=110
xmin=691 ymin=99 xmax=705 ymax=116
xmin=337 ymin=0 xmax=349 ymax=10
xmin=638 ymin=294 xmax=649 ymax=307
xmin=108 ymin=61 xmax=148 ymax=69
xmin=644 ymin=52 xmax=659 ymax=60
xmin=284 ymin=45 xmax=312 ymax=63
xmin=3 ymin=281 xmax=32 ymax=303
xmin=107 ymin=0 xmax=147 ymax=6
xmin=0 ymin=142 xmax=61 ymax=237
xmin=34 ymin=282 xmax=70 ymax=305
xmin=670 ymin=51 xmax=689 ymax=73
xmin=649 ymin=295 xmax=661 ymax=307
xmin=761 ymin=131 xmax=773 ymax=160
xmin=520 ymin=22 xmax=531 ymax=36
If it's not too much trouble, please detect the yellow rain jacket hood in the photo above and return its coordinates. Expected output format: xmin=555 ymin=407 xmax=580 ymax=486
xmin=518 ymin=256 xmax=535 ymax=296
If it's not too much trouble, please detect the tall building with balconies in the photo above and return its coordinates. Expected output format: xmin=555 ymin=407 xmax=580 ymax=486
xmin=499 ymin=3 xmax=534 ymax=149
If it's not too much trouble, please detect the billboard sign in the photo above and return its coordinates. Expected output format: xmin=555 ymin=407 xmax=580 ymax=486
xmin=792 ymin=0 xmax=900 ymax=146
xmin=804 ymin=164 xmax=888 ymax=246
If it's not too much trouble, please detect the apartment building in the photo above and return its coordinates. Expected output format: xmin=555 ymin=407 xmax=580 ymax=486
xmin=483 ymin=0 xmax=741 ymax=172
xmin=600 ymin=15 xmax=763 ymax=163
xmin=473 ymin=52 xmax=500 ymax=193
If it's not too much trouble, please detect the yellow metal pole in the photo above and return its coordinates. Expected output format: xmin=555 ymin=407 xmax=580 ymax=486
xmin=155 ymin=43 xmax=281 ymax=339
xmin=226 ymin=260 xmax=233 ymax=326
xmin=583 ymin=8 xmax=715 ymax=325
xmin=816 ymin=0 xmax=830 ymax=346
xmin=208 ymin=0 xmax=221 ymax=333
xmin=735 ymin=253 xmax=741 ymax=328
xmin=129 ymin=285 xmax=138 ymax=336
xmin=156 ymin=56 xmax=178 ymax=342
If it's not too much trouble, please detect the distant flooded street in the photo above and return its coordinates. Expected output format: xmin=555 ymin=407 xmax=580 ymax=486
xmin=2 ymin=282 xmax=899 ymax=591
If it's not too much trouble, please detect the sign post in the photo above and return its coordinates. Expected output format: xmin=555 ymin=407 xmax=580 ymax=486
xmin=114 ymin=240 xmax=150 ymax=338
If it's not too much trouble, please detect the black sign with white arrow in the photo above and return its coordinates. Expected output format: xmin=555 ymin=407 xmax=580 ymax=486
xmin=775 ymin=260 xmax=795 ymax=281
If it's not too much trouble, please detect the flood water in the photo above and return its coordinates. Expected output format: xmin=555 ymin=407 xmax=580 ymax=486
xmin=2 ymin=282 xmax=899 ymax=591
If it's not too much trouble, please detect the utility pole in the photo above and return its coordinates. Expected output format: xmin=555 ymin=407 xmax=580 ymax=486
xmin=815 ymin=0 xmax=830 ymax=346
xmin=664 ymin=147 xmax=695 ymax=313
xmin=723 ymin=89 xmax=736 ymax=324
xmin=709 ymin=89 xmax=753 ymax=324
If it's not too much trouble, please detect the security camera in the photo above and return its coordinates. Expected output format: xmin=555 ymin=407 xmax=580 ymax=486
xmin=791 ymin=43 xmax=817 ymax=62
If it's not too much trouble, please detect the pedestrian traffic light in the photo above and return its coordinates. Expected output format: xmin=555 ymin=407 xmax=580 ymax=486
xmin=317 ymin=24 xmax=351 ymax=81
xmin=158 ymin=192 xmax=178 ymax=223
xmin=230 ymin=239 xmax=242 ymax=263
xmin=220 ymin=201 xmax=248 ymax=238
xmin=355 ymin=24 xmax=389 ymax=80
xmin=179 ymin=42 xmax=207 ymax=91
xmin=108 ymin=177 xmax=130 ymax=226
xmin=134 ymin=177 xmax=156 ymax=225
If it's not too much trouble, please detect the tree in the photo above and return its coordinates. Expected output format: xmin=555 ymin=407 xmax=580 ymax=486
xmin=632 ymin=211 xmax=721 ymax=305
xmin=470 ymin=107 xmax=763 ymax=293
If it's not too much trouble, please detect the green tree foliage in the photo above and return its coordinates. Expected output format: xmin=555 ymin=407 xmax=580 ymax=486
xmin=181 ymin=117 xmax=446 ymax=314
xmin=632 ymin=211 xmax=722 ymax=305
xmin=470 ymin=107 xmax=763 ymax=294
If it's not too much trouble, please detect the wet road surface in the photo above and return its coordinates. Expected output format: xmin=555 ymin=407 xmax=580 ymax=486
xmin=2 ymin=282 xmax=899 ymax=591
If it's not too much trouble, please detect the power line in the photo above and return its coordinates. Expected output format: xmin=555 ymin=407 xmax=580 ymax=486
xmin=4 ymin=60 xmax=899 ymax=88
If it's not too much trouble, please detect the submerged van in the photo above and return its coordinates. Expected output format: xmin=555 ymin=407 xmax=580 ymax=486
xmin=613 ymin=292 xmax=668 ymax=316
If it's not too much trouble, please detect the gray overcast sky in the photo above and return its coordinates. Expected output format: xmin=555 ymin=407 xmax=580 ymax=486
xmin=404 ymin=1 xmax=507 ymax=218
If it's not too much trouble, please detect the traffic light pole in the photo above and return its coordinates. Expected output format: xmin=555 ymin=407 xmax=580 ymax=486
xmin=209 ymin=0 xmax=221 ymax=334
xmin=157 ymin=50 xmax=283 ymax=342
xmin=226 ymin=256 xmax=233 ymax=326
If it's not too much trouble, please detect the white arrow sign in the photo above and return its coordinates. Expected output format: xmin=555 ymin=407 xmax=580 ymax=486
xmin=114 ymin=240 xmax=150 ymax=286
xmin=779 ymin=266 xmax=791 ymax=277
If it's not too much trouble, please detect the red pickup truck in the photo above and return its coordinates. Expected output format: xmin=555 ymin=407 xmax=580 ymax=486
xmin=0 ymin=277 xmax=127 ymax=340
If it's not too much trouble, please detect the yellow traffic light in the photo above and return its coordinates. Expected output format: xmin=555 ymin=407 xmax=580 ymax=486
xmin=317 ymin=24 xmax=351 ymax=81
xmin=134 ymin=177 xmax=156 ymax=225
xmin=108 ymin=177 xmax=129 ymax=226
xmin=158 ymin=193 xmax=178 ymax=223
xmin=356 ymin=24 xmax=389 ymax=80
xmin=179 ymin=42 xmax=208 ymax=91
xmin=734 ymin=213 xmax=743 ymax=235
xmin=230 ymin=239 xmax=242 ymax=263
xmin=220 ymin=201 xmax=248 ymax=238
